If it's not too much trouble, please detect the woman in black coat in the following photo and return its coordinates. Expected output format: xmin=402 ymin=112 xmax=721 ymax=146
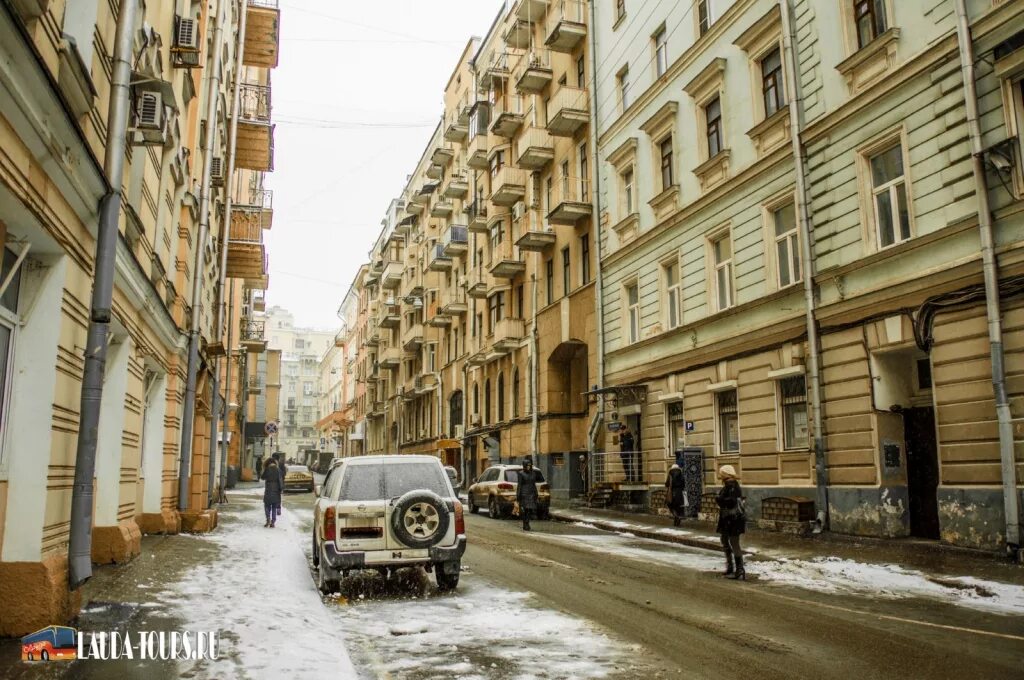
xmin=262 ymin=459 xmax=283 ymax=527
xmin=665 ymin=464 xmax=687 ymax=526
xmin=516 ymin=456 xmax=543 ymax=532
xmin=715 ymin=464 xmax=746 ymax=580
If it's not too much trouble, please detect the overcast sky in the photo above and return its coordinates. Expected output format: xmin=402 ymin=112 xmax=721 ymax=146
xmin=264 ymin=1 xmax=505 ymax=329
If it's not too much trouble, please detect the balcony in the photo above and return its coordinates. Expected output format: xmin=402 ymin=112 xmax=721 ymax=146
xmin=545 ymin=85 xmax=589 ymax=137
xmin=368 ymin=398 xmax=386 ymax=417
xmin=244 ymin=0 xmax=280 ymax=69
xmin=415 ymin=374 xmax=438 ymax=395
xmin=443 ymin=173 xmax=469 ymax=200
xmin=236 ymin=83 xmax=274 ymax=171
xmin=426 ymin=163 xmax=444 ymax=180
xmin=545 ymin=0 xmax=587 ymax=53
xmin=252 ymin=290 xmax=266 ymax=312
xmin=226 ymin=216 xmax=267 ymax=282
xmin=442 ymin=224 xmax=469 ymax=256
xmin=490 ymin=95 xmax=525 ymax=138
xmin=547 ymin=176 xmax=592 ymax=225
xmin=481 ymin=50 xmax=513 ymax=89
xmin=379 ymin=303 xmax=401 ymax=328
xmin=490 ymin=166 xmax=528 ymax=206
xmin=234 ymin=186 xmax=274 ymax=229
xmin=241 ymin=318 xmax=267 ymax=353
xmin=443 ymin=114 xmax=468 ymax=143
xmin=514 ymin=49 xmax=553 ymax=95
xmin=514 ymin=0 xmax=549 ymax=21
xmin=516 ymin=126 xmax=555 ymax=170
xmin=489 ymin=241 xmax=526 ymax=279
xmin=363 ymin=323 xmax=380 ymax=347
xmin=503 ymin=18 xmax=532 ymax=50
xmin=413 ymin=182 xmax=439 ymax=205
xmin=442 ymin=290 xmax=469 ymax=316
xmin=428 ymin=243 xmax=453 ymax=272
xmin=515 ymin=217 xmax=556 ymax=252
xmin=467 ymin=132 xmax=490 ymax=170
xmin=334 ymin=328 xmax=346 ymax=348
xmin=431 ymin=144 xmax=455 ymax=167
xmin=467 ymin=200 xmax=489 ymax=233
xmin=365 ymin=364 xmax=380 ymax=383
xmin=427 ymin=301 xmax=451 ymax=328
xmin=467 ymin=266 xmax=490 ymax=299
xmin=493 ymin=317 xmax=526 ymax=353
xmin=431 ymin=199 xmax=454 ymax=219
xmin=381 ymin=261 xmax=403 ymax=289
xmin=394 ymin=213 xmax=417 ymax=236
xmin=402 ymin=322 xmax=424 ymax=351
xmin=379 ymin=346 xmax=402 ymax=370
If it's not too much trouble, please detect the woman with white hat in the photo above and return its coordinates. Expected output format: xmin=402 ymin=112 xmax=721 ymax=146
xmin=715 ymin=464 xmax=746 ymax=580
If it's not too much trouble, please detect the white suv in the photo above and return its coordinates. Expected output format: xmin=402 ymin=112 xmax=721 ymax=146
xmin=312 ymin=455 xmax=466 ymax=593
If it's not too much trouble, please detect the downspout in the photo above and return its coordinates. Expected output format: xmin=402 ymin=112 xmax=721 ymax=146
xmin=69 ymin=0 xmax=139 ymax=588
xmin=530 ymin=269 xmax=539 ymax=454
xmin=953 ymin=0 xmax=1020 ymax=561
xmin=179 ymin=0 xmax=228 ymax=511
xmin=214 ymin=0 xmax=248 ymax=498
xmin=780 ymin=0 xmax=828 ymax=530
xmin=218 ymin=278 xmax=236 ymax=495
xmin=586 ymin=0 xmax=605 ymax=493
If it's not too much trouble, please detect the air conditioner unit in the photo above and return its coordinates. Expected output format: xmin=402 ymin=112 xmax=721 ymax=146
xmin=454 ymin=424 xmax=465 ymax=438
xmin=470 ymin=414 xmax=481 ymax=427
xmin=210 ymin=157 xmax=224 ymax=186
xmin=136 ymin=91 xmax=164 ymax=129
xmin=512 ymin=201 xmax=526 ymax=221
xmin=175 ymin=17 xmax=198 ymax=49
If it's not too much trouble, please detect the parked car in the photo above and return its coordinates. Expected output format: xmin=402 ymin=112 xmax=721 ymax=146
xmin=466 ymin=464 xmax=550 ymax=519
xmin=283 ymin=464 xmax=315 ymax=493
xmin=311 ymin=455 xmax=466 ymax=593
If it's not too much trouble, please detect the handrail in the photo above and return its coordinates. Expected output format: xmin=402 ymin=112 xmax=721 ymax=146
xmin=239 ymin=83 xmax=271 ymax=123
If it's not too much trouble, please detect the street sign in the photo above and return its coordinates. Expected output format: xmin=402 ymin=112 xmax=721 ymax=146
xmin=265 ymin=421 xmax=278 ymax=436
xmin=685 ymin=421 xmax=695 ymax=432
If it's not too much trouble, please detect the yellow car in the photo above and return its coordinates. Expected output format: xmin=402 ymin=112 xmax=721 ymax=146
xmin=283 ymin=464 xmax=315 ymax=493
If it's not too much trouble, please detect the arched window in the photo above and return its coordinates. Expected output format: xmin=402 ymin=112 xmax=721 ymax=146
xmin=473 ymin=383 xmax=479 ymax=419
xmin=484 ymin=379 xmax=491 ymax=425
xmin=497 ymin=373 xmax=505 ymax=422
xmin=450 ymin=390 xmax=463 ymax=430
xmin=512 ymin=369 xmax=520 ymax=418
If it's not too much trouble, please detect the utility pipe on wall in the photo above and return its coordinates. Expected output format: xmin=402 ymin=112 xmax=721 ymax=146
xmin=179 ymin=0 xmax=228 ymax=511
xmin=531 ymin=269 xmax=539 ymax=455
xmin=69 ymin=0 xmax=138 ymax=588
xmin=586 ymin=0 xmax=605 ymax=491
xmin=953 ymin=0 xmax=1020 ymax=560
xmin=779 ymin=0 xmax=829 ymax=529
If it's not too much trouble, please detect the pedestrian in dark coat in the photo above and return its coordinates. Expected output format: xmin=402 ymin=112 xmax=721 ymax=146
xmin=619 ymin=427 xmax=635 ymax=482
xmin=665 ymin=464 xmax=687 ymax=526
xmin=715 ymin=464 xmax=746 ymax=580
xmin=516 ymin=456 xmax=543 ymax=531
xmin=262 ymin=459 xmax=283 ymax=527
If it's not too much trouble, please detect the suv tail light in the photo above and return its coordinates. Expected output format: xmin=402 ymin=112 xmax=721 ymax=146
xmin=324 ymin=506 xmax=336 ymax=542
xmin=497 ymin=482 xmax=514 ymax=491
xmin=454 ymin=500 xmax=465 ymax=535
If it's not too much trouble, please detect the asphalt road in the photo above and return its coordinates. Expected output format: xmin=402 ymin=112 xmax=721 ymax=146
xmin=462 ymin=511 xmax=1024 ymax=680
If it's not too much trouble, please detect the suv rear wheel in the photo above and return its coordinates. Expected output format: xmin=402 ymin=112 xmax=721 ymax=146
xmin=391 ymin=490 xmax=451 ymax=549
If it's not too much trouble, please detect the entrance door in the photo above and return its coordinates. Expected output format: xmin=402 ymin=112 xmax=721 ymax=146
xmin=904 ymin=407 xmax=939 ymax=539
xmin=625 ymin=414 xmax=642 ymax=481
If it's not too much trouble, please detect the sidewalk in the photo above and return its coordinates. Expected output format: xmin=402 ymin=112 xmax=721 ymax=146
xmin=550 ymin=505 xmax=1024 ymax=589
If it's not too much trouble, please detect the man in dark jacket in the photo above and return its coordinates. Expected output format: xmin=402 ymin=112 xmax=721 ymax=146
xmin=619 ymin=427 xmax=635 ymax=482
xmin=715 ymin=465 xmax=746 ymax=580
xmin=261 ymin=459 xmax=283 ymax=527
xmin=516 ymin=456 xmax=543 ymax=531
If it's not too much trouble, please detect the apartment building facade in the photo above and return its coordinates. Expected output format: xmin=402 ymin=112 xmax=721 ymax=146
xmin=316 ymin=284 xmax=360 ymax=460
xmin=0 ymin=0 xmax=279 ymax=634
xmin=595 ymin=0 xmax=1024 ymax=551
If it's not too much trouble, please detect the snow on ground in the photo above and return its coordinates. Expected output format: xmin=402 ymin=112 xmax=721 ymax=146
xmin=156 ymin=498 xmax=359 ymax=679
xmin=536 ymin=531 xmax=1024 ymax=616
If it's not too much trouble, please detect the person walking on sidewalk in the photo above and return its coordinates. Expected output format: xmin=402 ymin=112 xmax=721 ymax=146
xmin=665 ymin=463 xmax=687 ymax=526
xmin=516 ymin=456 xmax=543 ymax=531
xmin=716 ymin=464 xmax=746 ymax=580
xmin=619 ymin=427 xmax=636 ymax=483
xmin=262 ymin=458 xmax=283 ymax=527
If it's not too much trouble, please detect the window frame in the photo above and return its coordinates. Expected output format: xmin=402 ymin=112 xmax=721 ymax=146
xmin=654 ymin=25 xmax=669 ymax=78
xmin=709 ymin=229 xmax=735 ymax=312
xmin=762 ymin=192 xmax=801 ymax=291
xmin=617 ymin=65 xmax=631 ymax=112
xmin=561 ymin=246 xmax=571 ymax=297
xmin=857 ymin=130 xmax=914 ymax=253
xmin=705 ymin=96 xmax=723 ymax=159
xmin=697 ymin=0 xmax=713 ymax=37
xmin=624 ymin=280 xmax=640 ymax=344
xmin=580 ymin=234 xmax=591 ymax=285
xmin=778 ymin=375 xmax=809 ymax=451
xmin=716 ymin=388 xmax=740 ymax=454
xmin=659 ymin=135 xmax=674 ymax=191
xmin=760 ymin=47 xmax=785 ymax=118
xmin=545 ymin=258 xmax=554 ymax=306
xmin=621 ymin=166 xmax=635 ymax=215
xmin=853 ymin=0 xmax=887 ymax=50
xmin=662 ymin=257 xmax=683 ymax=330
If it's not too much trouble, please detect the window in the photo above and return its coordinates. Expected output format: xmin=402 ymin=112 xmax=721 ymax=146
xmin=772 ymin=202 xmax=801 ymax=288
xmin=516 ymin=283 xmax=524 ymax=319
xmin=512 ymin=369 xmax=520 ymax=418
xmin=579 ymin=143 xmax=589 ymax=201
xmin=659 ymin=137 xmax=674 ymax=190
xmin=473 ymin=383 xmax=479 ymax=416
xmin=580 ymin=234 xmax=591 ymax=285
xmin=853 ymin=0 xmax=886 ymax=49
xmin=497 ymin=373 xmax=505 ymax=422
xmin=698 ymin=0 xmax=711 ymax=36
xmin=667 ymin=401 xmax=686 ymax=456
xmin=577 ymin=55 xmax=586 ymax=88
xmin=622 ymin=168 xmax=634 ymax=214
xmin=562 ymin=247 xmax=570 ymax=297
xmin=626 ymin=283 xmax=640 ymax=343
xmin=711 ymin=232 xmax=734 ymax=311
xmin=545 ymin=176 xmax=553 ymax=213
xmin=780 ymin=375 xmax=808 ymax=450
xmin=654 ymin=26 xmax=668 ymax=78
xmin=717 ymin=389 xmax=739 ymax=453
xmin=869 ymin=143 xmax=910 ymax=248
xmin=664 ymin=260 xmax=682 ymax=329
xmin=618 ymin=66 xmax=631 ymax=111
xmin=546 ymin=258 xmax=554 ymax=305
xmin=616 ymin=0 xmax=625 ymax=22
xmin=484 ymin=379 xmax=491 ymax=424
xmin=760 ymin=47 xmax=784 ymax=117
xmin=488 ymin=292 xmax=505 ymax=329
xmin=705 ymin=96 xmax=723 ymax=158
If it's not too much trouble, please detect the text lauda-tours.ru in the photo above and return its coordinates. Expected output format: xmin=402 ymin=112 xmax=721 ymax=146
xmin=77 ymin=631 xmax=219 ymax=661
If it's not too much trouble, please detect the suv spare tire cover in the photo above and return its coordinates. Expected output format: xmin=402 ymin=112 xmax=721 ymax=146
xmin=391 ymin=490 xmax=451 ymax=549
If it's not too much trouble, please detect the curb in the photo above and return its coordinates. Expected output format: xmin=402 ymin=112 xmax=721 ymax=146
xmin=550 ymin=510 xmax=726 ymax=554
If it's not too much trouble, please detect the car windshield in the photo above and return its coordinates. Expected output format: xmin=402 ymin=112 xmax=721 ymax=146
xmin=288 ymin=465 xmax=309 ymax=473
xmin=505 ymin=468 xmax=544 ymax=483
xmin=339 ymin=462 xmax=451 ymax=501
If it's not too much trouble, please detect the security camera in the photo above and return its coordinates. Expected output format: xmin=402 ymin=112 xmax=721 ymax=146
xmin=989 ymin=151 xmax=1011 ymax=172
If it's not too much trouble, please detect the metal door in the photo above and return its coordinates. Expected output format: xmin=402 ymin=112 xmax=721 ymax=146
xmin=904 ymin=407 xmax=940 ymax=539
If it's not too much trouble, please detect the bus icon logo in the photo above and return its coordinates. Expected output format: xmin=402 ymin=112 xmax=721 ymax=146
xmin=21 ymin=626 xmax=77 ymax=662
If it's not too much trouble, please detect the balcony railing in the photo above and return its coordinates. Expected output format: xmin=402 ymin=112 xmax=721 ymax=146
xmin=239 ymin=83 xmax=271 ymax=124
xmin=402 ymin=322 xmax=424 ymax=351
xmin=489 ymin=241 xmax=526 ymax=278
xmin=431 ymin=199 xmax=454 ymax=219
xmin=545 ymin=0 xmax=587 ymax=53
xmin=248 ymin=0 xmax=278 ymax=8
xmin=491 ymin=94 xmax=525 ymax=138
xmin=516 ymin=126 xmax=555 ymax=170
xmin=545 ymin=85 xmax=589 ymax=137
xmin=513 ymin=49 xmax=553 ymax=95
xmin=467 ymin=132 xmax=490 ymax=170
xmin=444 ymin=111 xmax=468 ymax=143
xmin=467 ymin=265 xmax=490 ymax=298
xmin=442 ymin=224 xmax=469 ymax=256
xmin=442 ymin=172 xmax=469 ymax=199
xmin=441 ymin=289 xmax=469 ymax=316
xmin=514 ymin=215 xmax=556 ymax=251
xmin=381 ymin=261 xmax=403 ymax=289
xmin=241 ymin=318 xmax=267 ymax=352
xmin=490 ymin=166 xmax=528 ymax=206
xmin=493 ymin=317 xmax=526 ymax=351
xmin=514 ymin=0 xmax=549 ymax=22
xmin=547 ymin=175 xmax=592 ymax=225
xmin=428 ymin=243 xmax=453 ymax=272
xmin=467 ymin=200 xmax=489 ymax=232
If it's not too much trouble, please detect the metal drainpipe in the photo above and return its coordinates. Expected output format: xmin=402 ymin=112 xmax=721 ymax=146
xmin=218 ymin=278 xmax=236 ymax=495
xmin=215 ymin=0 xmax=248 ymax=499
xmin=69 ymin=0 xmax=138 ymax=588
xmin=531 ymin=269 xmax=539 ymax=455
xmin=954 ymin=0 xmax=1020 ymax=560
xmin=586 ymin=0 xmax=604 ymax=492
xmin=179 ymin=0 xmax=228 ymax=511
xmin=779 ymin=0 xmax=828 ymax=529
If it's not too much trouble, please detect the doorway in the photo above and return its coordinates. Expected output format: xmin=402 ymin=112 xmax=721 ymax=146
xmin=903 ymin=406 xmax=939 ymax=539
xmin=625 ymin=413 xmax=642 ymax=481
